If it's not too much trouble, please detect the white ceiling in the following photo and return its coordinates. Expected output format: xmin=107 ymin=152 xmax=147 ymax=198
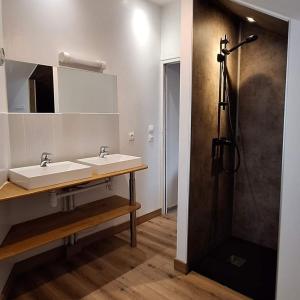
xmin=149 ymin=0 xmax=300 ymax=18
xmin=234 ymin=0 xmax=300 ymax=20
xmin=220 ymin=0 xmax=288 ymax=36
xmin=148 ymin=0 xmax=175 ymax=6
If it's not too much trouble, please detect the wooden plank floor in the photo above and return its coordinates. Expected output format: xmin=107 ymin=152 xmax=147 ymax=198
xmin=9 ymin=214 xmax=251 ymax=300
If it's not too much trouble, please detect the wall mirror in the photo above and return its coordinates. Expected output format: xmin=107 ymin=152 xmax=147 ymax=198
xmin=5 ymin=60 xmax=118 ymax=113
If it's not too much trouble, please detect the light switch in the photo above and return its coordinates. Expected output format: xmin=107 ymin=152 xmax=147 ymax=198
xmin=148 ymin=134 xmax=154 ymax=143
xmin=148 ymin=124 xmax=154 ymax=134
xmin=129 ymin=131 xmax=135 ymax=142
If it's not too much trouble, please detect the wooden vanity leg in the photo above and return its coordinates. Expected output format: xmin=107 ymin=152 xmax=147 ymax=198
xmin=129 ymin=172 xmax=137 ymax=247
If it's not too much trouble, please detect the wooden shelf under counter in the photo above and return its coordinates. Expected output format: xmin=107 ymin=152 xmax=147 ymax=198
xmin=0 ymin=196 xmax=141 ymax=261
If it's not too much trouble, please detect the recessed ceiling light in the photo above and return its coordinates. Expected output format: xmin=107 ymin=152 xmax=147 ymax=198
xmin=246 ymin=17 xmax=256 ymax=23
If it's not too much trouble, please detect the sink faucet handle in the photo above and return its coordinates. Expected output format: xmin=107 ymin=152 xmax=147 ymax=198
xmin=40 ymin=152 xmax=52 ymax=167
xmin=100 ymin=146 xmax=109 ymax=151
xmin=41 ymin=152 xmax=52 ymax=159
xmin=99 ymin=146 xmax=110 ymax=158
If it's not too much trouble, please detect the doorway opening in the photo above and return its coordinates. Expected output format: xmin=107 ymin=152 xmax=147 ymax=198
xmin=163 ymin=61 xmax=180 ymax=217
xmin=29 ymin=65 xmax=55 ymax=113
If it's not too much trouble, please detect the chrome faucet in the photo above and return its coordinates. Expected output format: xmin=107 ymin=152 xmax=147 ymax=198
xmin=40 ymin=152 xmax=52 ymax=167
xmin=99 ymin=146 xmax=109 ymax=158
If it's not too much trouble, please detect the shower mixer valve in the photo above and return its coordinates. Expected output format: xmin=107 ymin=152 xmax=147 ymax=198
xmin=211 ymin=137 xmax=233 ymax=160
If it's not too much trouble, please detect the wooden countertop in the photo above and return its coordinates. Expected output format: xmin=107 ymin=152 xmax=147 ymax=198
xmin=0 ymin=164 xmax=148 ymax=203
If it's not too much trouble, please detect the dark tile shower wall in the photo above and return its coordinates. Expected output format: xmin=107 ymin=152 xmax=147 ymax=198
xmin=233 ymin=23 xmax=287 ymax=250
xmin=188 ymin=0 xmax=239 ymax=265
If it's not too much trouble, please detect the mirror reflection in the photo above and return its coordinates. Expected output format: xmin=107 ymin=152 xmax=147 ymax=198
xmin=5 ymin=60 xmax=118 ymax=114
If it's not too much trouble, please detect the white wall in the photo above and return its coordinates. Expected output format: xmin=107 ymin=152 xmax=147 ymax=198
xmin=161 ymin=0 xmax=181 ymax=60
xmin=0 ymin=0 xmax=12 ymax=292
xmin=176 ymin=0 xmax=193 ymax=263
xmin=0 ymin=113 xmax=11 ymax=293
xmin=0 ymin=0 xmax=6 ymax=113
xmin=276 ymin=19 xmax=300 ymax=300
xmin=0 ymin=0 xmax=5 ymax=113
xmin=8 ymin=113 xmax=119 ymax=168
xmin=0 ymin=115 xmax=9 ymax=183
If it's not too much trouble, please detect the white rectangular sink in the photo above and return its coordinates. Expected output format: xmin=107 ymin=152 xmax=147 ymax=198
xmin=77 ymin=154 xmax=142 ymax=175
xmin=9 ymin=161 xmax=93 ymax=190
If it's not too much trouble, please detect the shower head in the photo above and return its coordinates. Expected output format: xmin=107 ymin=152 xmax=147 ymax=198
xmin=245 ymin=34 xmax=258 ymax=43
xmin=222 ymin=34 xmax=258 ymax=55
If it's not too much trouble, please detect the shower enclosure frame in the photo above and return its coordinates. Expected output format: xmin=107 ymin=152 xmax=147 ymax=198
xmin=186 ymin=0 xmax=290 ymax=298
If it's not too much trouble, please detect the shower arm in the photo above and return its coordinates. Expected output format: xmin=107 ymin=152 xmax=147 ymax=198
xmin=222 ymin=40 xmax=245 ymax=54
xmin=222 ymin=35 xmax=258 ymax=55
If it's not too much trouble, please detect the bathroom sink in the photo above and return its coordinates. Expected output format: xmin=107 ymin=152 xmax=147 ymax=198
xmin=9 ymin=161 xmax=93 ymax=190
xmin=77 ymin=154 xmax=142 ymax=175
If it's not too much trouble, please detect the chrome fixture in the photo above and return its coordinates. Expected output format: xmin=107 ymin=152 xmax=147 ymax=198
xmin=40 ymin=152 xmax=52 ymax=167
xmin=99 ymin=146 xmax=109 ymax=158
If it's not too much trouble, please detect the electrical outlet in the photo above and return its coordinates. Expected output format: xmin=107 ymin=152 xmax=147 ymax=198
xmin=129 ymin=131 xmax=135 ymax=142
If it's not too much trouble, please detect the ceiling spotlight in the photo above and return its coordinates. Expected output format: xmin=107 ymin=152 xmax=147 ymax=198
xmin=246 ymin=17 xmax=256 ymax=23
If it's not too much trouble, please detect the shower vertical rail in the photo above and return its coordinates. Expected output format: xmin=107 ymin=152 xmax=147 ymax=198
xmin=212 ymin=35 xmax=229 ymax=163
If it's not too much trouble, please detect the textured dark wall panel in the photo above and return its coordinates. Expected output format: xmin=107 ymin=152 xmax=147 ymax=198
xmin=233 ymin=23 xmax=287 ymax=249
xmin=188 ymin=0 xmax=239 ymax=265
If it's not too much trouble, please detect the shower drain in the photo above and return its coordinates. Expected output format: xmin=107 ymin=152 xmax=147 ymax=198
xmin=228 ymin=255 xmax=247 ymax=267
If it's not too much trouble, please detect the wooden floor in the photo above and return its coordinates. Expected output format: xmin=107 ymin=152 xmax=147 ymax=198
xmin=9 ymin=214 xmax=250 ymax=300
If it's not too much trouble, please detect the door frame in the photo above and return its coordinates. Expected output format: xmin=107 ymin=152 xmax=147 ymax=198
xmin=160 ymin=58 xmax=180 ymax=215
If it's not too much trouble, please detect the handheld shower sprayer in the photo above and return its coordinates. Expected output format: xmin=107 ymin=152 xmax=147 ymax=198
xmin=222 ymin=34 xmax=258 ymax=55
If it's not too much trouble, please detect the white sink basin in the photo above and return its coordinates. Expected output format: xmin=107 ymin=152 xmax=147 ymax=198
xmin=77 ymin=154 xmax=142 ymax=175
xmin=9 ymin=161 xmax=93 ymax=190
